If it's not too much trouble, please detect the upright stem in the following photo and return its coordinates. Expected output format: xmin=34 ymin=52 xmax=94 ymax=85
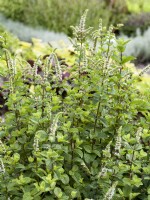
xmin=71 ymin=138 xmax=75 ymax=168
xmin=93 ymin=33 xmax=111 ymax=138
xmin=70 ymin=118 xmax=75 ymax=168
xmin=93 ymin=77 xmax=105 ymax=148
xmin=78 ymin=39 xmax=83 ymax=80
xmin=2 ymin=174 xmax=8 ymax=200
xmin=129 ymin=147 xmax=135 ymax=178
xmin=92 ymin=101 xmax=101 ymax=149
xmin=14 ymin=103 xmax=20 ymax=130
xmin=93 ymin=101 xmax=101 ymax=134
xmin=41 ymin=85 xmax=45 ymax=118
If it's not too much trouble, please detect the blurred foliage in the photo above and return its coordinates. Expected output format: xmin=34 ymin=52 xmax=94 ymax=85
xmin=0 ymin=27 xmax=75 ymax=72
xmin=0 ymin=0 xmax=128 ymax=36
xmin=122 ymin=12 xmax=150 ymax=36
xmin=0 ymin=25 xmax=20 ymax=56
xmin=126 ymin=0 xmax=150 ymax=13
xmin=121 ymin=0 xmax=150 ymax=37
xmin=1 ymin=0 xmax=150 ymax=38
xmin=123 ymin=26 xmax=150 ymax=63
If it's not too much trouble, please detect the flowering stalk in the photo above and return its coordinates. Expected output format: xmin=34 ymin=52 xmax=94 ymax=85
xmin=136 ymin=127 xmax=143 ymax=143
xmin=0 ymin=158 xmax=5 ymax=174
xmin=0 ymin=140 xmax=6 ymax=154
xmin=50 ymin=53 xmax=62 ymax=81
xmin=81 ymin=161 xmax=91 ymax=175
xmin=49 ymin=112 xmax=62 ymax=142
xmin=92 ymin=18 xmax=103 ymax=53
xmin=33 ymin=137 xmax=39 ymax=152
xmin=103 ymin=181 xmax=118 ymax=200
xmin=139 ymin=64 xmax=150 ymax=76
xmin=98 ymin=167 xmax=108 ymax=178
xmin=114 ymin=127 xmax=122 ymax=157
xmin=103 ymin=141 xmax=112 ymax=158
xmin=4 ymin=49 xmax=16 ymax=93
xmin=71 ymin=9 xmax=92 ymax=79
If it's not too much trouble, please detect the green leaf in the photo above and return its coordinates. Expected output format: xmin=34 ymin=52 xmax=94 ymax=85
xmin=36 ymin=130 xmax=47 ymax=142
xmin=23 ymin=192 xmax=33 ymax=200
xmin=84 ymin=145 xmax=92 ymax=153
xmin=93 ymin=150 xmax=101 ymax=157
xmin=130 ymin=193 xmax=140 ymax=199
xmin=84 ymin=153 xmax=96 ymax=163
xmin=123 ymin=178 xmax=132 ymax=186
xmin=71 ymin=190 xmax=77 ymax=198
xmin=74 ymin=149 xmax=83 ymax=158
xmin=39 ymin=181 xmax=46 ymax=192
xmin=121 ymin=56 xmax=135 ymax=64
xmin=54 ymin=187 xmax=63 ymax=198
xmin=132 ymin=175 xmax=143 ymax=187
xmin=61 ymin=174 xmax=69 ymax=185
xmin=13 ymin=153 xmax=20 ymax=162
xmin=123 ymin=185 xmax=132 ymax=197
xmin=140 ymin=149 xmax=147 ymax=157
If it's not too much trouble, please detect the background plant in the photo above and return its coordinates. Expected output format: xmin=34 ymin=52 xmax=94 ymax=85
xmin=0 ymin=14 xmax=70 ymax=47
xmin=0 ymin=10 xmax=149 ymax=200
xmin=126 ymin=0 xmax=150 ymax=13
xmin=123 ymin=27 xmax=150 ymax=64
xmin=0 ymin=0 xmax=128 ymax=36
xmin=121 ymin=12 xmax=150 ymax=36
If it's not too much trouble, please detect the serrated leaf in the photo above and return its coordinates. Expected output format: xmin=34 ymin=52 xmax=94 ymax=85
xmin=61 ymin=174 xmax=69 ymax=185
xmin=54 ymin=187 xmax=62 ymax=198
xmin=121 ymin=56 xmax=135 ymax=64
xmin=84 ymin=145 xmax=92 ymax=153
xmin=36 ymin=130 xmax=47 ymax=142
xmin=123 ymin=185 xmax=132 ymax=197
xmin=74 ymin=149 xmax=83 ymax=158
xmin=23 ymin=192 xmax=33 ymax=200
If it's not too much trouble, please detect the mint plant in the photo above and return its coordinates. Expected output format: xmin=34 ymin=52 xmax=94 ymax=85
xmin=0 ymin=10 xmax=149 ymax=200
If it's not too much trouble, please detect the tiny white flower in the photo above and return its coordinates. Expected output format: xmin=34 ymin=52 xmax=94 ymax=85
xmin=103 ymin=181 xmax=118 ymax=200
xmin=0 ymin=158 xmax=5 ymax=174
xmin=49 ymin=112 xmax=62 ymax=141
xmin=33 ymin=137 xmax=39 ymax=152
xmin=0 ymin=139 xmax=6 ymax=154
xmin=115 ymin=135 xmax=122 ymax=156
xmin=115 ymin=127 xmax=122 ymax=156
xmin=103 ymin=141 xmax=112 ymax=158
xmin=98 ymin=167 xmax=108 ymax=178
xmin=136 ymin=127 xmax=143 ymax=143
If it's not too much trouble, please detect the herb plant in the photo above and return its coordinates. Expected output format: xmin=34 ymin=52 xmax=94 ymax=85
xmin=0 ymin=10 xmax=149 ymax=200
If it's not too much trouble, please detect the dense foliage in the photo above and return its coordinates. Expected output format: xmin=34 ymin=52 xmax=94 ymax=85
xmin=0 ymin=10 xmax=150 ymax=200
xmin=0 ymin=0 xmax=128 ymax=36
xmin=126 ymin=0 xmax=150 ymax=13
xmin=1 ymin=0 xmax=150 ymax=39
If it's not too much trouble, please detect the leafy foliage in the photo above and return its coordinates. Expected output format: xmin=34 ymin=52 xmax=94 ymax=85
xmin=126 ymin=0 xmax=150 ymax=13
xmin=0 ymin=0 xmax=127 ymax=36
xmin=0 ymin=10 xmax=149 ymax=200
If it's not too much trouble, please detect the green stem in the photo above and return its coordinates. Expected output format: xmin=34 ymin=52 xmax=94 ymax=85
xmin=71 ymin=138 xmax=75 ymax=168
xmin=93 ymin=77 xmax=105 ymax=148
xmin=129 ymin=147 xmax=135 ymax=179
xmin=93 ymin=101 xmax=101 ymax=134
xmin=92 ymin=101 xmax=101 ymax=149
xmin=2 ymin=174 xmax=8 ymax=199
xmin=41 ymin=84 xmax=45 ymax=119
xmin=14 ymin=103 xmax=21 ymax=130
